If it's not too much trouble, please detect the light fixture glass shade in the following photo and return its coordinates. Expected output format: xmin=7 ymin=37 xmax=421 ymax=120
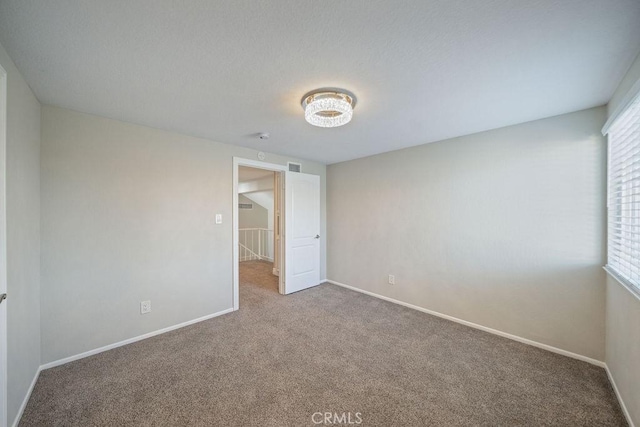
xmin=302 ymin=90 xmax=356 ymax=128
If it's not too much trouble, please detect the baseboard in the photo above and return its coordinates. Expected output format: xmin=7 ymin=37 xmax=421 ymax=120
xmin=12 ymin=288 xmax=630 ymax=427
xmin=11 ymin=366 xmax=41 ymax=427
xmin=605 ymin=365 xmax=636 ymax=427
xmin=11 ymin=308 xmax=234 ymax=426
xmin=40 ymin=307 xmax=234 ymax=370
xmin=326 ymin=280 xmax=605 ymax=367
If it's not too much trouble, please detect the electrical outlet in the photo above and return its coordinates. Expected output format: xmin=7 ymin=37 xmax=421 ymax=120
xmin=140 ymin=300 xmax=151 ymax=314
xmin=388 ymin=275 xmax=395 ymax=285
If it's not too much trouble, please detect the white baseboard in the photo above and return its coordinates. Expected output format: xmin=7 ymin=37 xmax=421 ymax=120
xmin=326 ymin=281 xmax=636 ymax=424
xmin=41 ymin=307 xmax=234 ymax=370
xmin=605 ymin=365 xmax=635 ymax=427
xmin=11 ymin=366 xmax=41 ymax=427
xmin=11 ymin=288 xmax=633 ymax=427
xmin=326 ymin=280 xmax=605 ymax=367
xmin=11 ymin=308 xmax=234 ymax=426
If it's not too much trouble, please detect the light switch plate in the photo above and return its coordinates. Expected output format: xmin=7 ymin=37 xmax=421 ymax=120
xmin=216 ymin=214 xmax=222 ymax=224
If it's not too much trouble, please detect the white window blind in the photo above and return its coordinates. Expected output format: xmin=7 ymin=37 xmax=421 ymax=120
xmin=607 ymin=94 xmax=640 ymax=295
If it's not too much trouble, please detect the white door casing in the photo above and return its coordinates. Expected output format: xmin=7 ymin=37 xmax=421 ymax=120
xmin=233 ymin=157 xmax=287 ymax=310
xmin=284 ymin=171 xmax=320 ymax=294
xmin=0 ymin=64 xmax=7 ymax=427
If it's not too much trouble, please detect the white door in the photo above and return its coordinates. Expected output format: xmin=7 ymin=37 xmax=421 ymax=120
xmin=284 ymin=172 xmax=320 ymax=294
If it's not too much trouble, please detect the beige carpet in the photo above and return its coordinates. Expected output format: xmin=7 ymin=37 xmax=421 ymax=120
xmin=20 ymin=260 xmax=626 ymax=426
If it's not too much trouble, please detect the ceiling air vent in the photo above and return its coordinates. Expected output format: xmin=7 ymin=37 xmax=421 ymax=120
xmin=239 ymin=203 xmax=253 ymax=209
xmin=288 ymin=162 xmax=302 ymax=173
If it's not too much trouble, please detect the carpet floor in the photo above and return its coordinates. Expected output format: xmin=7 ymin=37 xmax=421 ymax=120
xmin=20 ymin=261 xmax=626 ymax=426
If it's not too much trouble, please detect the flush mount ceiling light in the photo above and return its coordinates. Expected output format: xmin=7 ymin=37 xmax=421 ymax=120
xmin=301 ymin=89 xmax=357 ymax=128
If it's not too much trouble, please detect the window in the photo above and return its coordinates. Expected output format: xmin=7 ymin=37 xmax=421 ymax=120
xmin=607 ymin=95 xmax=640 ymax=295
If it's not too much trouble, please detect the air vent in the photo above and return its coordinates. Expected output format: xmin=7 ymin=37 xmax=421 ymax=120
xmin=288 ymin=162 xmax=302 ymax=173
xmin=239 ymin=203 xmax=253 ymax=209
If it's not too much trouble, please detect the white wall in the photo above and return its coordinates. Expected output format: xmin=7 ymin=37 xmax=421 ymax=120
xmin=0 ymin=42 xmax=41 ymax=425
xmin=605 ymin=50 xmax=640 ymax=427
xmin=605 ymin=276 xmax=640 ymax=424
xmin=238 ymin=194 xmax=272 ymax=260
xmin=328 ymin=107 xmax=607 ymax=361
xmin=239 ymin=175 xmax=275 ymax=232
xmin=238 ymin=194 xmax=268 ymax=229
xmin=40 ymin=105 xmax=326 ymax=364
xmin=243 ymin=190 xmax=275 ymax=231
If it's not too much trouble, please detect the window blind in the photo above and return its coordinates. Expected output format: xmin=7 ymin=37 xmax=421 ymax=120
xmin=607 ymin=94 xmax=640 ymax=294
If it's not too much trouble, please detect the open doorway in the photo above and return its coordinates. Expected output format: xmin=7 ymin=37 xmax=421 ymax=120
xmin=233 ymin=157 xmax=322 ymax=310
xmin=237 ymin=166 xmax=280 ymax=297
xmin=232 ymin=158 xmax=286 ymax=310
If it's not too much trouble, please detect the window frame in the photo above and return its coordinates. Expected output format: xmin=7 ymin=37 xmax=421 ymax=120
xmin=605 ymin=92 xmax=640 ymax=300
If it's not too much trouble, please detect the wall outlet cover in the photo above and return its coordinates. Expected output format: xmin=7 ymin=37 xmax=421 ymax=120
xmin=140 ymin=300 xmax=151 ymax=314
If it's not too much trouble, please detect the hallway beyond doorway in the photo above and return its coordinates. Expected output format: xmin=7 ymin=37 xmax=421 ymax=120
xmin=239 ymin=260 xmax=278 ymax=295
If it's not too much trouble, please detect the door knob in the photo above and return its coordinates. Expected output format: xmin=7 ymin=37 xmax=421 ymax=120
xmin=0 ymin=293 xmax=6 ymax=304
xmin=315 ymin=235 xmax=320 ymax=239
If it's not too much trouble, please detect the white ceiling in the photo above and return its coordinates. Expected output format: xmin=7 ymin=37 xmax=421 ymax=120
xmin=239 ymin=166 xmax=274 ymax=184
xmin=1 ymin=1 xmax=639 ymax=164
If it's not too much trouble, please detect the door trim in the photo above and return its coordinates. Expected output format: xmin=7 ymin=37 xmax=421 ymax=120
xmin=232 ymin=157 xmax=287 ymax=311
xmin=0 ymin=62 xmax=8 ymax=427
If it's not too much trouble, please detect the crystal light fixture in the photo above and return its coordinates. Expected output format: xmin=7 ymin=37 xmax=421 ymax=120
xmin=301 ymin=89 xmax=357 ymax=128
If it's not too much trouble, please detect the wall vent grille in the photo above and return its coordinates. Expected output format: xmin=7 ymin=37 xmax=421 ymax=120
xmin=239 ymin=203 xmax=253 ymax=209
xmin=288 ymin=162 xmax=302 ymax=173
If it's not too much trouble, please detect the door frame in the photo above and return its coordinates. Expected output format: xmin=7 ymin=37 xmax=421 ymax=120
xmin=232 ymin=157 xmax=287 ymax=310
xmin=0 ymin=63 xmax=8 ymax=427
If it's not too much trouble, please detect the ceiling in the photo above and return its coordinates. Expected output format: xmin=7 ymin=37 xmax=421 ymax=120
xmin=239 ymin=166 xmax=274 ymax=184
xmin=1 ymin=1 xmax=639 ymax=164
